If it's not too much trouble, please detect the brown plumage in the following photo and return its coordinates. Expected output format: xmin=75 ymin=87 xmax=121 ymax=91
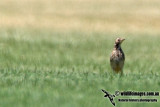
xmin=110 ymin=38 xmax=125 ymax=74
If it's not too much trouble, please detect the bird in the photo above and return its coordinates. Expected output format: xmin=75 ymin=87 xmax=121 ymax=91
xmin=101 ymin=89 xmax=116 ymax=106
xmin=110 ymin=38 xmax=125 ymax=74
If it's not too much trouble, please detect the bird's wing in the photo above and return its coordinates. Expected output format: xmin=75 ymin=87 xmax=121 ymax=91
xmin=101 ymin=89 xmax=108 ymax=94
xmin=123 ymin=52 xmax=125 ymax=61
xmin=109 ymin=97 xmax=115 ymax=106
xmin=111 ymin=100 xmax=115 ymax=106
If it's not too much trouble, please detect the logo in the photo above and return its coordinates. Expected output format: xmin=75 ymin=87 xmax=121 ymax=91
xmin=101 ymin=89 xmax=116 ymax=106
xmin=101 ymin=89 xmax=159 ymax=106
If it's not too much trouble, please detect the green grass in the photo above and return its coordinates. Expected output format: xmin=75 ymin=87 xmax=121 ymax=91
xmin=1 ymin=0 xmax=160 ymax=106
xmin=0 ymin=29 xmax=159 ymax=107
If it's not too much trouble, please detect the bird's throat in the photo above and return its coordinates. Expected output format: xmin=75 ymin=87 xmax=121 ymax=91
xmin=114 ymin=43 xmax=121 ymax=49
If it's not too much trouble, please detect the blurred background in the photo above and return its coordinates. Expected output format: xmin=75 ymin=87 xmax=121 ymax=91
xmin=1 ymin=0 xmax=160 ymax=33
xmin=0 ymin=0 xmax=160 ymax=107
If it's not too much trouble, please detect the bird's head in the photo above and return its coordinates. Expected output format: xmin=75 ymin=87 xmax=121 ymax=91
xmin=115 ymin=38 xmax=125 ymax=45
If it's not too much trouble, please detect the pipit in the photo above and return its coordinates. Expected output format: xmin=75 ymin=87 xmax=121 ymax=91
xmin=110 ymin=38 xmax=125 ymax=74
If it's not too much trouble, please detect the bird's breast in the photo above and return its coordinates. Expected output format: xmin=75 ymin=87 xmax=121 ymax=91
xmin=110 ymin=49 xmax=125 ymax=72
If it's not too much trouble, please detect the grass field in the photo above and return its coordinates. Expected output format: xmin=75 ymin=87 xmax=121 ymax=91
xmin=0 ymin=0 xmax=160 ymax=107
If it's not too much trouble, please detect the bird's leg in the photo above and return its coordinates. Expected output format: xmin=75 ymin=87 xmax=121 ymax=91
xmin=120 ymin=70 xmax=123 ymax=76
xmin=112 ymin=70 xmax=117 ymax=75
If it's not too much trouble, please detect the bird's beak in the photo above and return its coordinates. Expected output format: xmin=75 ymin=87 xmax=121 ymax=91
xmin=121 ymin=38 xmax=125 ymax=43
